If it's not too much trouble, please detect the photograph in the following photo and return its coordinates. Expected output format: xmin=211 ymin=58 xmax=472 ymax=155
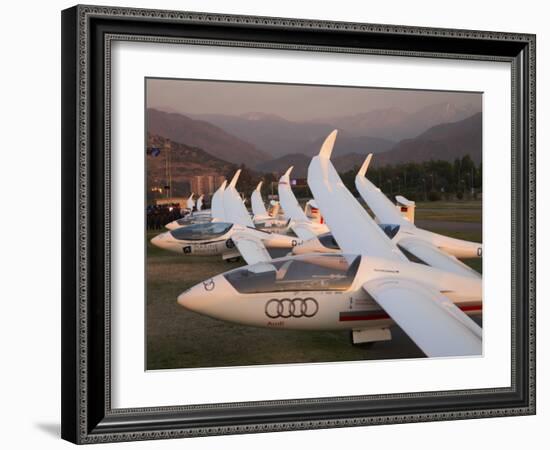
xmin=145 ymin=78 xmax=484 ymax=370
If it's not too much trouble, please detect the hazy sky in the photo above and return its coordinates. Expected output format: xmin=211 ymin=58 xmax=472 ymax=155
xmin=146 ymin=78 xmax=481 ymax=121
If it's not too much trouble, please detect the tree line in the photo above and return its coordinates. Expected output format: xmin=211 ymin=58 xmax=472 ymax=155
xmin=223 ymin=154 xmax=481 ymax=204
xmin=340 ymin=155 xmax=482 ymax=201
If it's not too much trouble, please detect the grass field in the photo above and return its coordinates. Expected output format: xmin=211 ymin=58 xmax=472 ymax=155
xmin=146 ymin=200 xmax=482 ymax=370
xmin=407 ymin=200 xmax=482 ymax=223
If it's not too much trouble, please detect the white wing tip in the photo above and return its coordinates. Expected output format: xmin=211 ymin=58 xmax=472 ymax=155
xmin=395 ymin=195 xmax=415 ymax=206
xmin=229 ymin=169 xmax=242 ymax=188
xmin=358 ymin=153 xmax=373 ymax=178
xmin=319 ymin=130 xmax=338 ymax=159
xmin=280 ymin=166 xmax=294 ymax=183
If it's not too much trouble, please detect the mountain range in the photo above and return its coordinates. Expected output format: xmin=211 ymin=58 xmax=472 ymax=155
xmin=254 ymin=113 xmax=481 ymax=175
xmin=371 ymin=112 xmax=482 ymax=167
xmin=308 ymin=102 xmax=480 ymax=141
xmin=147 ymin=105 xmax=482 ymax=179
xmin=190 ymin=102 xmax=479 ymax=152
xmin=191 ymin=112 xmax=396 ymax=162
xmin=190 ymin=112 xmax=334 ymax=158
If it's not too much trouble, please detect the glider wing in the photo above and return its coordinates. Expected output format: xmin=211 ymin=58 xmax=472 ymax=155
xmin=307 ymin=131 xmax=405 ymax=262
xmin=278 ymin=166 xmax=309 ymax=223
xmin=398 ymin=237 xmax=481 ymax=279
xmin=290 ymin=223 xmax=320 ymax=241
xmin=251 ymin=181 xmax=269 ymax=219
xmin=355 ymin=154 xmax=409 ymax=226
xmin=231 ymin=232 xmax=273 ymax=265
xmin=224 ymin=170 xmax=255 ymax=228
xmin=363 ymin=278 xmax=482 ymax=357
xmin=210 ymin=180 xmax=227 ymax=221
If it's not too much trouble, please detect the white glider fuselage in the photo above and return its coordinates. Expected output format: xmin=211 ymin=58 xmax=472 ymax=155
xmin=177 ymin=254 xmax=481 ymax=331
xmin=292 ymin=223 xmax=482 ymax=260
xmin=395 ymin=224 xmax=482 ymax=259
xmin=151 ymin=222 xmax=300 ymax=257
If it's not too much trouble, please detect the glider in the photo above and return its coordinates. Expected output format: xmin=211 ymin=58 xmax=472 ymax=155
xmin=152 ymin=171 xmax=301 ymax=264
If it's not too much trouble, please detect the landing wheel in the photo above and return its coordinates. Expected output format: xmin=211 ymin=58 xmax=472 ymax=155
xmin=354 ymin=342 xmax=376 ymax=349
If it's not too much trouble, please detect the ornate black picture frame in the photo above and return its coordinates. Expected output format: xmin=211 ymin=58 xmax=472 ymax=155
xmin=61 ymin=4 xmax=536 ymax=444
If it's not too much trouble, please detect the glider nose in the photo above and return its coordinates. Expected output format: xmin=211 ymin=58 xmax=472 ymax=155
xmin=165 ymin=221 xmax=177 ymax=230
xmin=177 ymin=289 xmax=193 ymax=309
xmin=150 ymin=232 xmax=169 ymax=249
xmin=177 ymin=275 xmax=229 ymax=318
xmin=177 ymin=282 xmax=208 ymax=312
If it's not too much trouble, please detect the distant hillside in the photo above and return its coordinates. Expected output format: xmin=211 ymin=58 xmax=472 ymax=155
xmin=192 ymin=112 xmax=335 ymax=158
xmin=154 ymin=104 xmax=481 ymax=173
xmin=147 ymin=134 xmax=235 ymax=195
xmin=299 ymin=132 xmax=394 ymax=158
xmin=311 ymin=102 xmax=480 ymax=141
xmin=147 ymin=109 xmax=269 ymax=167
xmin=257 ymin=113 xmax=483 ymax=177
xmin=256 ymin=153 xmax=311 ymax=177
xmin=373 ymin=113 xmax=482 ymax=166
xmin=191 ymin=103 xmax=475 ymax=159
xmin=332 ymin=153 xmax=371 ymax=173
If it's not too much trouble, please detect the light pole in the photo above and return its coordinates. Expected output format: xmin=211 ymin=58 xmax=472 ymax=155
xmin=164 ymin=139 xmax=172 ymax=198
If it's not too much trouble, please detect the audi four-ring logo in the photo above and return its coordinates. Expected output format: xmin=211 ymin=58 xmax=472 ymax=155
xmin=265 ymin=297 xmax=319 ymax=318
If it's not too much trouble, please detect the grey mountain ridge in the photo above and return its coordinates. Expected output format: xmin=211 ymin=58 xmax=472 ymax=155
xmin=147 ymin=107 xmax=482 ymax=174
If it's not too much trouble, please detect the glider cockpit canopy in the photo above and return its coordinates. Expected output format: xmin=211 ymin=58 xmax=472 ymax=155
xmin=379 ymin=224 xmax=401 ymax=240
xmin=224 ymin=254 xmax=360 ymax=294
xmin=317 ymin=233 xmax=340 ymax=250
xmin=170 ymin=222 xmax=233 ymax=241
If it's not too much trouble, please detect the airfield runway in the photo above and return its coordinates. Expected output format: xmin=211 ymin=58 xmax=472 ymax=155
xmin=146 ymin=200 xmax=482 ymax=370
